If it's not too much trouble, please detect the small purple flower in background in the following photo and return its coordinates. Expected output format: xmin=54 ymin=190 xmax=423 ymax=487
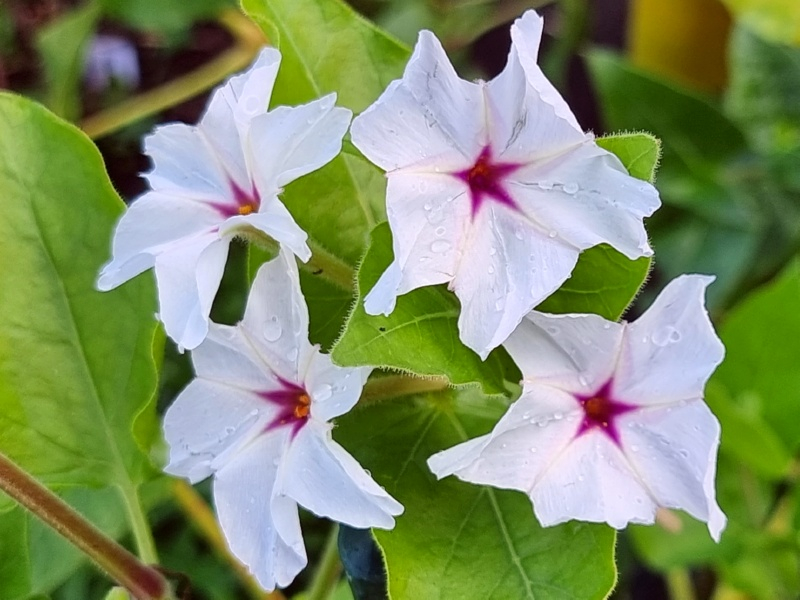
xmin=351 ymin=10 xmax=661 ymax=359
xmin=428 ymin=275 xmax=726 ymax=540
xmin=97 ymin=48 xmax=351 ymax=350
xmin=83 ymin=34 xmax=140 ymax=92
xmin=163 ymin=250 xmax=403 ymax=591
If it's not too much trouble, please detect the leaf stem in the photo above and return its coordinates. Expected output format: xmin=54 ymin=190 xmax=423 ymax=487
xmin=0 ymin=451 xmax=171 ymax=600
xmin=666 ymin=569 xmax=696 ymax=600
xmin=361 ymin=374 xmax=450 ymax=404
xmin=307 ymin=524 xmax=342 ymax=600
xmin=119 ymin=481 xmax=159 ymax=564
xmin=171 ymin=480 xmax=285 ymax=600
xmin=80 ymin=8 xmax=266 ymax=139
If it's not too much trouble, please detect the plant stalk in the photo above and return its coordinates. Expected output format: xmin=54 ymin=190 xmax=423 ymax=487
xmin=306 ymin=524 xmax=342 ymax=600
xmin=0 ymin=451 xmax=171 ymax=600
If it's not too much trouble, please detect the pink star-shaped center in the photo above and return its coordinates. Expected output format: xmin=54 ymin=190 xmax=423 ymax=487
xmin=574 ymin=380 xmax=637 ymax=446
xmin=210 ymin=179 xmax=261 ymax=218
xmin=259 ymin=376 xmax=311 ymax=437
xmin=453 ymin=146 xmax=522 ymax=217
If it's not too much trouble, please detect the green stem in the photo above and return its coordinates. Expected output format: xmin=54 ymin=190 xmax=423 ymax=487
xmin=666 ymin=569 xmax=696 ymax=600
xmin=307 ymin=524 xmax=342 ymax=600
xmin=0 ymin=452 xmax=171 ymax=600
xmin=541 ymin=0 xmax=589 ymax=89
xmin=362 ymin=374 xmax=450 ymax=404
xmin=81 ymin=9 xmax=266 ymax=139
xmin=119 ymin=481 xmax=159 ymax=564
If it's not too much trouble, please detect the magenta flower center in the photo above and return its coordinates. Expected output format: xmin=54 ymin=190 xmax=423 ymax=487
xmin=575 ymin=380 xmax=636 ymax=445
xmin=259 ymin=377 xmax=311 ymax=437
xmin=211 ymin=179 xmax=261 ymax=218
xmin=453 ymin=146 xmax=522 ymax=217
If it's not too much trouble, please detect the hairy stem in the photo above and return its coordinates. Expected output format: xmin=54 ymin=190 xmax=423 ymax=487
xmin=81 ymin=9 xmax=266 ymax=139
xmin=362 ymin=374 xmax=450 ymax=404
xmin=307 ymin=524 xmax=342 ymax=600
xmin=0 ymin=452 xmax=171 ymax=600
xmin=172 ymin=480 xmax=285 ymax=600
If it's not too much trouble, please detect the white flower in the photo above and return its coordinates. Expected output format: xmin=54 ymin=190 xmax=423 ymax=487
xmin=428 ymin=275 xmax=726 ymax=540
xmin=97 ymin=48 xmax=352 ymax=350
xmin=351 ymin=10 xmax=660 ymax=359
xmin=163 ymin=249 xmax=403 ymax=591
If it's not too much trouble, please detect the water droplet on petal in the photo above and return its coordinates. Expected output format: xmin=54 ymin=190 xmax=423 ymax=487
xmin=489 ymin=247 xmax=497 ymax=256
xmin=264 ymin=316 xmax=282 ymax=342
xmin=423 ymin=202 xmax=432 ymax=211
xmin=563 ymin=182 xmax=579 ymax=194
xmin=529 ymin=447 xmax=537 ymax=453
xmin=546 ymin=325 xmax=559 ymax=335
xmin=553 ymin=412 xmax=563 ymax=420
xmin=548 ymin=230 xmax=557 ymax=238
xmin=651 ymin=325 xmax=679 ymax=347
xmin=494 ymin=298 xmax=505 ymax=311
xmin=315 ymin=384 xmax=333 ymax=402
xmin=435 ymin=226 xmax=446 ymax=237
xmin=430 ymin=240 xmax=451 ymax=253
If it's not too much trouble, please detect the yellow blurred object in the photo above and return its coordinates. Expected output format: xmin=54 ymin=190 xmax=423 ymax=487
xmin=721 ymin=0 xmax=800 ymax=46
xmin=629 ymin=0 xmax=732 ymax=93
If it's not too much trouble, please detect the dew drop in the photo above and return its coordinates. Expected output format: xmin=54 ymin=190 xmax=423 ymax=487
xmin=264 ymin=316 xmax=282 ymax=342
xmin=563 ymin=182 xmax=579 ymax=194
xmin=603 ymin=323 xmax=611 ymax=330
xmin=546 ymin=325 xmax=559 ymax=335
xmin=494 ymin=298 xmax=505 ymax=311
xmin=553 ymin=412 xmax=563 ymax=420
xmin=651 ymin=325 xmax=679 ymax=347
xmin=548 ymin=230 xmax=557 ymax=239
xmin=489 ymin=247 xmax=497 ymax=256
xmin=539 ymin=180 xmax=554 ymax=190
xmin=530 ymin=447 xmax=537 ymax=454
xmin=435 ymin=226 xmax=446 ymax=237
xmin=578 ymin=475 xmax=585 ymax=482
xmin=578 ymin=375 xmax=588 ymax=387
xmin=514 ymin=228 xmax=524 ymax=240
xmin=423 ymin=202 xmax=432 ymax=211
xmin=488 ymin=265 xmax=495 ymax=274
xmin=431 ymin=240 xmax=451 ymax=253
xmin=315 ymin=383 xmax=333 ymax=401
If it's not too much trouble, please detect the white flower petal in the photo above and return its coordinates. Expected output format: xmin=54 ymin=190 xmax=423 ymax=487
xmin=282 ymin=423 xmax=403 ymax=529
xmin=248 ymin=95 xmax=352 ymax=193
xmin=221 ymin=200 xmax=311 ymax=262
xmin=191 ymin=323 xmax=274 ymax=391
xmin=200 ymin=48 xmax=281 ymax=188
xmin=509 ymin=143 xmax=660 ymax=259
xmin=615 ymin=275 xmax=725 ymax=405
xmin=97 ymin=192 xmax=221 ymax=291
xmin=302 ymin=352 xmax=371 ymax=422
xmin=364 ymin=173 xmax=470 ymax=315
xmin=350 ymin=32 xmax=483 ymax=173
xmin=428 ymin=384 xmax=579 ymax=491
xmin=143 ymin=123 xmax=231 ymax=201
xmin=214 ymin=432 xmax=307 ymax=591
xmin=238 ymin=249 xmax=314 ymax=382
xmin=452 ymin=206 xmax=579 ymax=358
xmin=508 ymin=11 xmax=583 ymax=133
xmin=163 ymin=379 xmax=266 ymax=483
xmin=620 ymin=400 xmax=726 ymax=540
xmin=531 ymin=432 xmax=657 ymax=530
xmin=504 ymin=311 xmax=625 ymax=394
xmin=486 ymin=25 xmax=586 ymax=164
xmin=153 ymin=233 xmax=229 ymax=350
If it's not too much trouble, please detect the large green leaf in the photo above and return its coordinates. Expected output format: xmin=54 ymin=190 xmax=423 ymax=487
xmin=331 ymin=223 xmax=513 ymax=396
xmin=336 ymin=389 xmax=617 ymax=600
xmin=536 ymin=244 xmax=650 ymax=321
xmin=242 ymin=0 xmax=411 ymax=265
xmin=712 ymin=259 xmax=800 ymax=450
xmin=0 ymin=93 xmax=161 ymax=594
xmin=35 ymin=1 xmax=100 ymax=121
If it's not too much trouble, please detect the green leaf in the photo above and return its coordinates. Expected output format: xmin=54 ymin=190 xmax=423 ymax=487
xmin=705 ymin=382 xmax=792 ymax=480
xmin=720 ymin=0 xmax=800 ymax=47
xmin=536 ymin=245 xmax=650 ymax=321
xmin=331 ymin=223 xmax=513 ymax=396
xmin=726 ymin=24 xmax=800 ymax=155
xmin=35 ymin=1 xmax=101 ymax=120
xmin=0 ymin=93 xmax=161 ymax=593
xmin=712 ymin=259 xmax=800 ymax=450
xmin=242 ymin=0 xmax=411 ymax=266
xmin=336 ymin=389 xmax=617 ymax=600
xmin=102 ymin=0 xmax=232 ymax=38
xmin=596 ymin=132 xmax=661 ymax=182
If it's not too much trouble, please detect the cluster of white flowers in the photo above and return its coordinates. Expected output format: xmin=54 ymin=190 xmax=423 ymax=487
xmin=99 ymin=10 xmax=726 ymax=591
